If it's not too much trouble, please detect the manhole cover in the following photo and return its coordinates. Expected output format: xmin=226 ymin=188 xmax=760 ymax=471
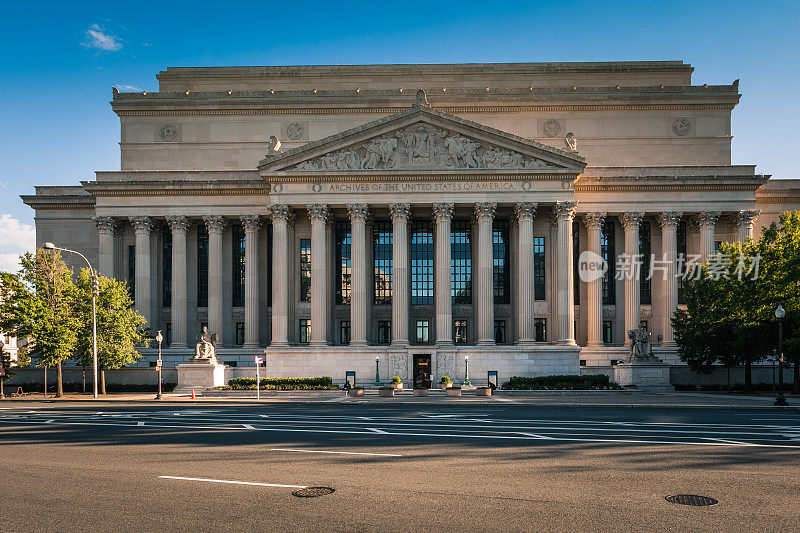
xmin=292 ymin=487 xmax=335 ymax=498
xmin=665 ymin=494 xmax=718 ymax=506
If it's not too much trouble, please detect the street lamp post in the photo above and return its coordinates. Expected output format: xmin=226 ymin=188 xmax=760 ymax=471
xmin=374 ymin=356 xmax=381 ymax=386
xmin=775 ymin=305 xmax=788 ymax=406
xmin=155 ymin=331 xmax=163 ymax=400
xmin=44 ymin=242 xmax=99 ymax=399
xmin=464 ymin=355 xmax=471 ymax=386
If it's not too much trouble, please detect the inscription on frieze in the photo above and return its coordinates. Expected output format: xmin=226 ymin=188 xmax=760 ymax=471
xmin=318 ymin=181 xmax=523 ymax=193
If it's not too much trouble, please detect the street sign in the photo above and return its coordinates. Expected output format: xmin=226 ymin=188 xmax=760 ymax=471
xmin=255 ymin=357 xmax=264 ymax=365
xmin=155 ymin=359 xmax=162 ymax=368
xmin=0 ymin=367 xmax=5 ymax=377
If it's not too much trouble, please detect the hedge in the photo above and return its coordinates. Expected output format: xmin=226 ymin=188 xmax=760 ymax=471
xmin=226 ymin=376 xmax=335 ymax=390
xmin=502 ymin=374 xmax=621 ymax=390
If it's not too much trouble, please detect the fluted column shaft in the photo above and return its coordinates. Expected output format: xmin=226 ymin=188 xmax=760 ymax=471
xmin=622 ymin=212 xmax=643 ymax=346
xmin=307 ymin=204 xmax=330 ymax=346
xmin=515 ymin=202 xmax=538 ymax=345
xmin=269 ymin=205 xmax=291 ymax=347
xmin=348 ymin=205 xmax=370 ymax=346
xmin=94 ymin=217 xmax=117 ymax=278
xmin=166 ymin=216 xmax=190 ymax=348
xmin=130 ymin=217 xmax=153 ymax=327
xmin=734 ymin=210 xmax=760 ymax=243
xmin=475 ymin=202 xmax=497 ymax=345
xmin=583 ymin=212 xmax=606 ymax=347
xmin=202 ymin=215 xmax=226 ymax=339
xmin=556 ymin=202 xmax=577 ymax=345
xmin=433 ymin=203 xmax=454 ymax=345
xmin=659 ymin=212 xmax=682 ymax=347
xmin=696 ymin=211 xmax=720 ymax=261
xmin=390 ymin=204 xmax=410 ymax=345
xmin=241 ymin=215 xmax=262 ymax=347
xmin=548 ymin=214 xmax=559 ymax=342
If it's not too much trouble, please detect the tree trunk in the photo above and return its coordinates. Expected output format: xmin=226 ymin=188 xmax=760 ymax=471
xmin=101 ymin=369 xmax=106 ymax=395
xmin=56 ymin=361 xmax=63 ymax=398
xmin=744 ymin=358 xmax=752 ymax=393
xmin=794 ymin=360 xmax=799 ymax=395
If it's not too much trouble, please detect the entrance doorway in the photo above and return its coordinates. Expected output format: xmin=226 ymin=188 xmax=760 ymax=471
xmin=413 ymin=354 xmax=432 ymax=389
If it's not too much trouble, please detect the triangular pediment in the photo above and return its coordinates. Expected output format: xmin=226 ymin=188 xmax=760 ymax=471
xmin=259 ymin=95 xmax=586 ymax=174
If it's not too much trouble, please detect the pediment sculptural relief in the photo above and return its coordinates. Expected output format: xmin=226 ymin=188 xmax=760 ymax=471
xmin=293 ymin=125 xmax=558 ymax=171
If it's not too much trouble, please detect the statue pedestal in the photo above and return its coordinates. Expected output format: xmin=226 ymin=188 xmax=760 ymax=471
xmin=176 ymin=361 xmax=227 ymax=393
xmin=614 ymin=360 xmax=674 ymax=393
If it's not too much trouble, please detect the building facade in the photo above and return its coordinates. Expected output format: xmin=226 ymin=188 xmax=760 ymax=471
xmin=22 ymin=61 xmax=800 ymax=386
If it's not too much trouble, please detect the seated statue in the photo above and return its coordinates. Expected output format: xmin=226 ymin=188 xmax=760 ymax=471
xmin=626 ymin=325 xmax=655 ymax=362
xmin=194 ymin=326 xmax=217 ymax=362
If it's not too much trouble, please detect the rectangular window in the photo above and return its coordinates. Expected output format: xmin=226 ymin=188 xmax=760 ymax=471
xmin=603 ymin=320 xmax=613 ymax=344
xmin=235 ymin=322 xmax=245 ymax=345
xmin=335 ymin=221 xmax=352 ymax=305
xmin=451 ymin=219 xmax=472 ymax=304
xmin=677 ymin=220 xmax=687 ymax=304
xmin=165 ymin=323 xmax=172 ymax=346
xmin=299 ymin=319 xmax=311 ymax=343
xmin=197 ymin=225 xmax=209 ymax=307
xmin=534 ymin=236 xmax=546 ymax=300
xmin=493 ymin=219 xmax=510 ymax=304
xmin=377 ymin=320 xmax=391 ymax=344
xmin=573 ymin=221 xmax=580 ymax=305
xmin=454 ymin=320 xmax=468 ymax=344
xmin=373 ymin=221 xmax=393 ymax=305
xmin=494 ymin=320 xmax=506 ymax=344
xmin=232 ymin=224 xmax=245 ymax=307
xmin=534 ymin=318 xmax=547 ymax=342
xmin=128 ymin=245 xmax=135 ymax=301
xmin=300 ymin=238 xmax=311 ymax=302
xmin=162 ymin=226 xmax=172 ymax=308
xmin=411 ymin=220 xmax=434 ymax=305
xmin=339 ymin=320 xmax=351 ymax=345
xmin=416 ymin=320 xmax=430 ymax=344
xmin=639 ymin=221 xmax=651 ymax=305
xmin=601 ymin=220 xmax=616 ymax=305
xmin=714 ymin=240 xmax=722 ymax=253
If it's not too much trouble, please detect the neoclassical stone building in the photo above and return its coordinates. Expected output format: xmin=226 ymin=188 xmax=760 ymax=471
xmin=22 ymin=61 xmax=800 ymax=386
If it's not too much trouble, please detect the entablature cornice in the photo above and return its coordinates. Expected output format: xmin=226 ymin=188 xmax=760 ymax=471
xmin=81 ymin=179 xmax=270 ymax=197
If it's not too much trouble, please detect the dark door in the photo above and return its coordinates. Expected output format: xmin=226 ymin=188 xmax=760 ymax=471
xmin=413 ymin=354 xmax=432 ymax=389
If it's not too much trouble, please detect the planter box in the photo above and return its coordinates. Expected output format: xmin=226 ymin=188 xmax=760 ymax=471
xmin=350 ymin=389 xmax=365 ymax=397
xmin=412 ymin=389 xmax=428 ymax=397
xmin=476 ymin=388 xmax=492 ymax=396
xmin=446 ymin=388 xmax=462 ymax=397
xmin=378 ymin=389 xmax=395 ymax=397
xmin=440 ymin=383 xmax=453 ymax=390
xmin=390 ymin=383 xmax=403 ymax=390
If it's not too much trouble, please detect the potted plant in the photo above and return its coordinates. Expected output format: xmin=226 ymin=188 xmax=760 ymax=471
xmin=476 ymin=386 xmax=492 ymax=396
xmin=446 ymin=385 xmax=462 ymax=397
xmin=390 ymin=376 xmax=403 ymax=390
xmin=440 ymin=376 xmax=452 ymax=390
xmin=412 ymin=387 xmax=428 ymax=397
xmin=378 ymin=387 xmax=395 ymax=397
xmin=350 ymin=386 xmax=365 ymax=397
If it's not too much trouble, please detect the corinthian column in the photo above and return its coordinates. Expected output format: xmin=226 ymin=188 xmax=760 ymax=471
xmin=433 ymin=203 xmax=454 ymax=345
xmin=202 ymin=215 xmax=227 ymax=340
xmin=734 ymin=210 xmax=760 ymax=242
xmin=621 ymin=212 xmax=644 ymax=346
xmin=240 ymin=215 xmax=263 ymax=348
xmin=515 ymin=202 xmax=538 ymax=345
xmin=582 ymin=212 xmax=606 ymax=347
xmin=474 ymin=202 xmax=497 ymax=345
xmin=347 ymin=204 xmax=370 ymax=346
xmin=659 ymin=211 xmax=682 ymax=347
xmin=93 ymin=217 xmax=118 ymax=278
xmin=129 ymin=216 xmax=153 ymax=327
xmin=166 ymin=216 xmax=190 ymax=348
xmin=306 ymin=204 xmax=330 ymax=346
xmin=555 ymin=202 xmax=577 ymax=345
xmin=390 ymin=203 xmax=411 ymax=345
xmin=269 ymin=205 xmax=292 ymax=347
xmin=695 ymin=211 xmax=720 ymax=261
xmin=548 ymin=213 xmax=559 ymax=342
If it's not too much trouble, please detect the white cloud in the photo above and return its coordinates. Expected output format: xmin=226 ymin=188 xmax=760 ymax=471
xmin=81 ymin=24 xmax=122 ymax=52
xmin=116 ymin=84 xmax=142 ymax=92
xmin=0 ymin=214 xmax=35 ymax=273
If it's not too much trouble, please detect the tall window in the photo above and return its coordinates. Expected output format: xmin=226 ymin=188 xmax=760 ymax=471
xmin=128 ymin=245 xmax=135 ymax=300
xmin=197 ymin=225 xmax=209 ymax=307
xmin=573 ymin=221 xmax=580 ymax=304
xmin=603 ymin=320 xmax=613 ymax=344
xmin=411 ymin=220 xmax=434 ymax=305
xmin=534 ymin=237 xmax=546 ymax=300
xmin=677 ymin=220 xmax=687 ymax=304
xmin=235 ymin=322 xmax=245 ymax=345
xmin=493 ymin=219 xmax=510 ymax=304
xmin=339 ymin=320 xmax=351 ymax=345
xmin=639 ymin=221 xmax=651 ymax=305
xmin=534 ymin=318 xmax=547 ymax=342
xmin=299 ymin=319 xmax=311 ymax=343
xmin=451 ymin=219 xmax=472 ymax=304
xmin=494 ymin=320 xmax=506 ymax=344
xmin=335 ymin=221 xmax=352 ymax=305
xmin=454 ymin=320 xmax=468 ymax=344
xmin=373 ymin=221 xmax=393 ymax=305
xmin=232 ymin=224 xmax=245 ymax=307
xmin=416 ymin=320 xmax=430 ymax=344
xmin=377 ymin=320 xmax=391 ymax=344
xmin=601 ymin=219 xmax=616 ymax=305
xmin=162 ymin=226 xmax=172 ymax=308
xmin=300 ymin=238 xmax=311 ymax=302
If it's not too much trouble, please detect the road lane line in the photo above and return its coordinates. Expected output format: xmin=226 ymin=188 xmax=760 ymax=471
xmin=137 ymin=421 xmax=145 ymax=426
xmin=242 ymin=424 xmax=255 ymax=429
xmin=159 ymin=476 xmax=306 ymax=488
xmin=518 ymin=432 xmax=555 ymax=439
xmin=367 ymin=428 xmax=388 ymax=434
xmin=271 ymin=448 xmax=402 ymax=457
xmin=44 ymin=419 xmax=54 ymax=424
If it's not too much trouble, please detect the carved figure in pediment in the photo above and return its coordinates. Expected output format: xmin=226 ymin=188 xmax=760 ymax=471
xmin=363 ymin=139 xmax=381 ymax=169
xmin=379 ymin=137 xmax=398 ymax=168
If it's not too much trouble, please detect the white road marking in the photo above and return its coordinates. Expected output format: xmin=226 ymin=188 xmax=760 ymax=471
xmin=44 ymin=419 xmax=54 ymax=424
xmin=706 ymin=437 xmax=749 ymax=445
xmin=367 ymin=428 xmax=388 ymax=434
xmin=271 ymin=448 xmax=402 ymax=457
xmin=242 ymin=424 xmax=254 ymax=429
xmin=137 ymin=421 xmax=145 ymax=426
xmin=518 ymin=432 xmax=555 ymax=439
xmin=159 ymin=476 xmax=306 ymax=488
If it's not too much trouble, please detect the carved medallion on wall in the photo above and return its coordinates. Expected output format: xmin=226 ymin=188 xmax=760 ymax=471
xmin=672 ymin=118 xmax=691 ymax=136
xmin=542 ymin=119 xmax=563 ymax=138
xmin=390 ymin=352 xmax=408 ymax=380
xmin=284 ymin=122 xmax=307 ymax=141
xmin=158 ymin=124 xmax=178 ymax=142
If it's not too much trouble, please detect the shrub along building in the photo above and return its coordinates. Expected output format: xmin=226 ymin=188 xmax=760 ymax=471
xmin=21 ymin=61 xmax=800 ymax=388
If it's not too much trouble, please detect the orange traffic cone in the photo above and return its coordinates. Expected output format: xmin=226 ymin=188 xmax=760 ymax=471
xmin=191 ymin=389 xmax=196 ymax=400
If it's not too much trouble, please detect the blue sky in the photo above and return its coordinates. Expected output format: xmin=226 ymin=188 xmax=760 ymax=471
xmin=0 ymin=0 xmax=798 ymax=269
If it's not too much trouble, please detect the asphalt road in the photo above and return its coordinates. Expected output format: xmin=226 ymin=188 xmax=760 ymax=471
xmin=1 ymin=402 xmax=798 ymax=532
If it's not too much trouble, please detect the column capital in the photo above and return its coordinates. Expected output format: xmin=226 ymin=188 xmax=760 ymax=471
xmin=166 ymin=215 xmax=191 ymax=234
xmin=658 ymin=211 xmax=683 ymax=229
xmin=554 ymin=201 xmax=577 ymax=221
xmin=581 ymin=212 xmax=607 ymax=230
xmin=474 ymin=202 xmax=497 ymax=222
xmin=240 ymin=215 xmax=263 ymax=232
xmin=93 ymin=216 xmax=118 ymax=235
xmin=129 ymin=216 xmax=154 ymax=234
xmin=389 ymin=203 xmax=411 ymax=223
xmin=202 ymin=215 xmax=227 ymax=234
xmin=306 ymin=204 xmax=329 ymax=224
xmin=548 ymin=212 xmax=559 ymax=228
xmin=693 ymin=211 xmax=721 ymax=230
xmin=621 ymin=211 xmax=645 ymax=230
xmin=433 ymin=202 xmax=455 ymax=222
xmin=347 ymin=204 xmax=370 ymax=222
xmin=514 ymin=202 xmax=538 ymax=222
xmin=733 ymin=210 xmax=760 ymax=228
xmin=268 ymin=204 xmax=292 ymax=223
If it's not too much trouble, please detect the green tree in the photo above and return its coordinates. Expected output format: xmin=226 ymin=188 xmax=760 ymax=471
xmin=72 ymin=270 xmax=147 ymax=394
